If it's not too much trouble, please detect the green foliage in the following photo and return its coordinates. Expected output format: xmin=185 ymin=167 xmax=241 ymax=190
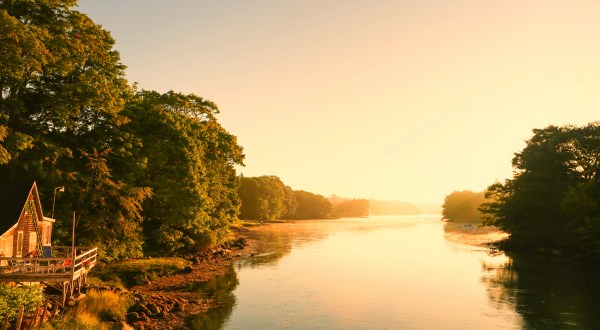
xmin=92 ymin=257 xmax=191 ymax=288
xmin=0 ymin=283 xmax=44 ymax=322
xmin=123 ymin=91 xmax=244 ymax=255
xmin=238 ymin=175 xmax=296 ymax=220
xmin=238 ymin=176 xmax=332 ymax=220
xmin=0 ymin=2 xmax=244 ymax=260
xmin=481 ymin=122 xmax=600 ymax=255
xmin=0 ymin=0 xmax=151 ymax=259
xmin=442 ymin=190 xmax=488 ymax=223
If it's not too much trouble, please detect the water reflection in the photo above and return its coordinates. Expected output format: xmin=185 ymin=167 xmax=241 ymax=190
xmin=187 ymin=264 xmax=239 ymax=330
xmin=186 ymin=217 xmax=600 ymax=329
xmin=443 ymin=221 xmax=508 ymax=247
xmin=483 ymin=255 xmax=600 ymax=329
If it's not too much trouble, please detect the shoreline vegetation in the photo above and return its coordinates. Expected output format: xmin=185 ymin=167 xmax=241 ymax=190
xmin=442 ymin=123 xmax=600 ymax=261
xmin=40 ymin=226 xmax=261 ymax=330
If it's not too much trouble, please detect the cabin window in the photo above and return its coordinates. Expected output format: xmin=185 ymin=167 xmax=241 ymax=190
xmin=29 ymin=232 xmax=37 ymax=254
xmin=16 ymin=231 xmax=24 ymax=257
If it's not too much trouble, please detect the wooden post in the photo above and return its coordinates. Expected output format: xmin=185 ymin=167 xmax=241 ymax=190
xmin=27 ymin=300 xmax=42 ymax=330
xmin=15 ymin=305 xmax=24 ymax=330
xmin=37 ymin=298 xmax=50 ymax=329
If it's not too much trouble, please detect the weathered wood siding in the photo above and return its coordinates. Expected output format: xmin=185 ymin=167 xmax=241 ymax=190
xmin=0 ymin=228 xmax=14 ymax=266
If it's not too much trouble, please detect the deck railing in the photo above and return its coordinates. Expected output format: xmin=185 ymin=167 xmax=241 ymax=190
xmin=0 ymin=246 xmax=97 ymax=280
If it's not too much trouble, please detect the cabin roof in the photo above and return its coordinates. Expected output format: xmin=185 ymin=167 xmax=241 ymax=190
xmin=0 ymin=182 xmax=35 ymax=234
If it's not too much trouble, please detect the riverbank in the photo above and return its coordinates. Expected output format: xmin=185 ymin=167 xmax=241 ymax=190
xmin=91 ymin=226 xmax=260 ymax=330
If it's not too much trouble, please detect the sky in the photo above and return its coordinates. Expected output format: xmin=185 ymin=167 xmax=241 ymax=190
xmin=77 ymin=0 xmax=600 ymax=204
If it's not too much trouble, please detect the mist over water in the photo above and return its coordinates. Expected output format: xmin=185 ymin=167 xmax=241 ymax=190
xmin=191 ymin=216 xmax=600 ymax=329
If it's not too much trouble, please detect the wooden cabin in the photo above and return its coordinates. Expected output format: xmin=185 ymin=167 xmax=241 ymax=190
xmin=0 ymin=182 xmax=54 ymax=265
xmin=0 ymin=182 xmax=97 ymax=305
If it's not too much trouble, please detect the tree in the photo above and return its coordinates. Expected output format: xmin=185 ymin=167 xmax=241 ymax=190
xmin=481 ymin=123 xmax=600 ymax=254
xmin=123 ymin=91 xmax=244 ymax=255
xmin=442 ymin=190 xmax=488 ymax=223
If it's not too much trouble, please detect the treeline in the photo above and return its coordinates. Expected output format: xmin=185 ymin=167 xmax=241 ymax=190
xmin=329 ymin=195 xmax=369 ymax=218
xmin=0 ymin=1 xmax=242 ymax=259
xmin=238 ymin=176 xmax=369 ymax=220
xmin=479 ymin=123 xmax=600 ymax=257
xmin=442 ymin=190 xmax=489 ymax=223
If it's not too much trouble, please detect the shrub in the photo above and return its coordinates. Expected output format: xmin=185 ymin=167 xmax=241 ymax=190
xmin=0 ymin=283 xmax=44 ymax=322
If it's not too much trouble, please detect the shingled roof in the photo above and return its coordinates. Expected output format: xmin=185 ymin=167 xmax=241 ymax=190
xmin=0 ymin=182 xmax=36 ymax=235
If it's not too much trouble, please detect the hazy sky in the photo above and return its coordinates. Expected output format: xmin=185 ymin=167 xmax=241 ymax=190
xmin=78 ymin=1 xmax=600 ymax=204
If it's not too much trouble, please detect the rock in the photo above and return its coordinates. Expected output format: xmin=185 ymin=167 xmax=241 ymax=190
xmin=133 ymin=321 xmax=148 ymax=330
xmin=127 ymin=312 xmax=141 ymax=323
xmin=172 ymin=301 xmax=183 ymax=312
xmin=134 ymin=274 xmax=151 ymax=285
xmin=67 ymin=300 xmax=76 ymax=307
xmin=147 ymin=303 xmax=162 ymax=315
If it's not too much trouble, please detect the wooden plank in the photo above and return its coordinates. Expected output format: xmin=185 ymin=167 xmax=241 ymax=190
xmin=15 ymin=305 xmax=24 ymax=330
xmin=39 ymin=298 xmax=50 ymax=329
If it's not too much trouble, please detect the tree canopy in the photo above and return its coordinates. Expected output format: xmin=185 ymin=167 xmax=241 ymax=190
xmin=481 ymin=123 xmax=600 ymax=255
xmin=0 ymin=1 xmax=244 ymax=259
xmin=238 ymin=175 xmax=296 ymax=220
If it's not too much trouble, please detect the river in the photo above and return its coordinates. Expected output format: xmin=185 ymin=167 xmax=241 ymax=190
xmin=188 ymin=215 xmax=600 ymax=329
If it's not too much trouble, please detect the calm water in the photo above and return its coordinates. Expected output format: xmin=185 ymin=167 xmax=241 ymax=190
xmin=189 ymin=215 xmax=600 ymax=329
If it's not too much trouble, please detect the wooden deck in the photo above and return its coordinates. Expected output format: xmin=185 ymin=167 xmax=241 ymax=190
xmin=0 ymin=246 xmax=97 ymax=282
xmin=0 ymin=246 xmax=97 ymax=304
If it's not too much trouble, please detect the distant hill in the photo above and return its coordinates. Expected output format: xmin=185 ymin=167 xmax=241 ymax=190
xmin=330 ymin=196 xmax=441 ymax=216
xmin=369 ymin=200 xmax=422 ymax=215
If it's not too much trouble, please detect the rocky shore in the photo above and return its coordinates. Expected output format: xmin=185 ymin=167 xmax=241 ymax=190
xmin=107 ymin=228 xmax=258 ymax=330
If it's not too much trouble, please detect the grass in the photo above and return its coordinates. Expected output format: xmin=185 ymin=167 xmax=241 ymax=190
xmin=41 ymin=290 xmax=133 ymax=330
xmin=92 ymin=257 xmax=192 ymax=288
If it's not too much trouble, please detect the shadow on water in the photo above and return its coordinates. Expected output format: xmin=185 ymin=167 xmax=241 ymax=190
xmin=236 ymin=229 xmax=295 ymax=268
xmin=187 ymin=264 xmax=239 ymax=330
xmin=187 ymin=225 xmax=303 ymax=329
xmin=482 ymin=254 xmax=600 ymax=329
